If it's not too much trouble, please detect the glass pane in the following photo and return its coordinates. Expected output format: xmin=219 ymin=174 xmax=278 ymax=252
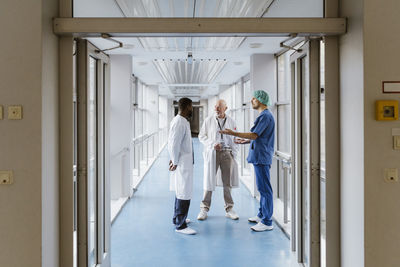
xmin=277 ymin=104 xmax=291 ymax=153
xmin=277 ymin=55 xmax=288 ymax=101
xmin=88 ymin=56 xmax=97 ymax=267
xmin=103 ymin=62 xmax=107 ymax=254
xmin=320 ymin=40 xmax=326 ymax=267
xmin=243 ymin=80 xmax=251 ymax=103
xmin=73 ymin=0 xmax=323 ymax=18
xmin=301 ymin=56 xmax=310 ymax=266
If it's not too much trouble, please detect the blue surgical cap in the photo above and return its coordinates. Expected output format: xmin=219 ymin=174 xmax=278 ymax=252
xmin=253 ymin=90 xmax=271 ymax=106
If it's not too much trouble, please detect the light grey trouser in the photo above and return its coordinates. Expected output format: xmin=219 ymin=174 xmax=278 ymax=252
xmin=200 ymin=150 xmax=234 ymax=212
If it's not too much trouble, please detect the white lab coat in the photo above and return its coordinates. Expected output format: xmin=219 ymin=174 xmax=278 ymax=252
xmin=198 ymin=114 xmax=239 ymax=191
xmin=168 ymin=115 xmax=194 ymax=200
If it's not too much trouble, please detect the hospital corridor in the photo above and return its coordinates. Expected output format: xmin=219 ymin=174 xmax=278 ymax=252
xmin=111 ymin=139 xmax=298 ymax=267
xmin=2 ymin=0 xmax=400 ymax=267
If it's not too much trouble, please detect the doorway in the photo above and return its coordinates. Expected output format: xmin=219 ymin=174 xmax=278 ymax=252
xmin=74 ymin=40 xmax=111 ymax=267
xmin=290 ymin=40 xmax=321 ymax=267
xmin=71 ymin=37 xmax=326 ymax=267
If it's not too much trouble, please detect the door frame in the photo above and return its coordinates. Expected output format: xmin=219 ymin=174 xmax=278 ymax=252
xmin=76 ymin=39 xmax=111 ymax=267
xmin=58 ymin=3 xmax=342 ymax=267
xmin=290 ymin=39 xmax=321 ymax=267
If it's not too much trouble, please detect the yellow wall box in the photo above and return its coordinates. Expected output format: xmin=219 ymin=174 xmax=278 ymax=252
xmin=375 ymin=100 xmax=399 ymax=121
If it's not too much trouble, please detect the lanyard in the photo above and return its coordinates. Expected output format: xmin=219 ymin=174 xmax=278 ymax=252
xmin=216 ymin=117 xmax=227 ymax=139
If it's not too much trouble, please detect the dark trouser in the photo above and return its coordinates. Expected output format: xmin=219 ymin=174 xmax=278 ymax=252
xmin=173 ymin=197 xmax=191 ymax=230
xmin=253 ymin=164 xmax=273 ymax=226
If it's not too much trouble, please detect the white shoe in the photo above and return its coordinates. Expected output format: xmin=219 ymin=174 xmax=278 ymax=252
xmin=225 ymin=209 xmax=239 ymax=220
xmin=251 ymin=222 xmax=274 ymax=232
xmin=175 ymin=227 xmax=197 ymax=235
xmin=197 ymin=210 xmax=208 ymax=220
xmin=248 ymin=216 xmax=261 ymax=223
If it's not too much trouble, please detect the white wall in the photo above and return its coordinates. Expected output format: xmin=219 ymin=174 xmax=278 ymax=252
xmin=250 ymin=54 xmax=278 ymax=195
xmin=208 ymin=96 xmax=218 ymax=117
xmin=110 ymin=55 xmax=132 ymax=199
xmin=339 ymin=0 xmax=365 ymax=266
xmin=250 ymin=54 xmax=276 ymax=102
xmin=167 ymin=99 xmax=174 ymax=124
xmin=159 ymin=96 xmax=168 ymax=129
xmin=42 ymin=0 xmax=59 ymax=265
xmin=200 ymin=99 xmax=208 ymax=121
xmin=144 ymin=86 xmax=160 ymax=134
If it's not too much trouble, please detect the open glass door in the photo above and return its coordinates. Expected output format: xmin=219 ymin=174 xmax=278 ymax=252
xmin=290 ymin=39 xmax=321 ymax=267
xmin=77 ymin=39 xmax=111 ymax=267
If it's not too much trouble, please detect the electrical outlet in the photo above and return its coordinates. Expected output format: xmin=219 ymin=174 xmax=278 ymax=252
xmin=8 ymin=105 xmax=23 ymax=120
xmin=384 ymin=168 xmax=398 ymax=183
xmin=0 ymin=171 xmax=13 ymax=185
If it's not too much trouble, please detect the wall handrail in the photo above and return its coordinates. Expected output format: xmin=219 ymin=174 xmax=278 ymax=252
xmin=131 ymin=127 xmax=168 ymax=145
xmin=275 ymin=150 xmax=292 ymax=164
xmin=112 ymin=146 xmax=130 ymax=159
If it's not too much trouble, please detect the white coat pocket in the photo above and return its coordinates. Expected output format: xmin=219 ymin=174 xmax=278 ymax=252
xmin=169 ymin=153 xmax=193 ymax=200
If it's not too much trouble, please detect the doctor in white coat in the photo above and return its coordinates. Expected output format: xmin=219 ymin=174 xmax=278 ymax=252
xmin=168 ymin=97 xmax=197 ymax=235
xmin=197 ymin=99 xmax=240 ymax=221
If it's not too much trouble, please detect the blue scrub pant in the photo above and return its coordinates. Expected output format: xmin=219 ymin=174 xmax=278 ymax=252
xmin=173 ymin=197 xmax=190 ymax=230
xmin=253 ymin=164 xmax=273 ymax=226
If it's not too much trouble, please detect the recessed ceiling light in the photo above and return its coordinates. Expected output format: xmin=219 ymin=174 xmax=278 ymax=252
xmin=122 ymin=44 xmax=135 ymax=49
xmin=249 ymin=43 xmax=263 ymax=48
xmin=233 ymin=61 xmax=243 ymax=66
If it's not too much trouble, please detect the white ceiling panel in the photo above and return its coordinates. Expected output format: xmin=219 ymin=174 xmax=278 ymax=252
xmin=85 ymin=0 xmax=311 ymax=99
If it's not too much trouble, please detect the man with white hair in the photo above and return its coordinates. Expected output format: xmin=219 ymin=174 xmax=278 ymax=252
xmin=197 ymin=99 xmax=240 ymax=221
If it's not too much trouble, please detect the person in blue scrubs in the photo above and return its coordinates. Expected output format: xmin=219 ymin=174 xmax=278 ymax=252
xmin=219 ymin=90 xmax=275 ymax=232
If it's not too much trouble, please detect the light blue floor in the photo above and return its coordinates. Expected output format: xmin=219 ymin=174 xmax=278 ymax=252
xmin=111 ymin=138 xmax=299 ymax=267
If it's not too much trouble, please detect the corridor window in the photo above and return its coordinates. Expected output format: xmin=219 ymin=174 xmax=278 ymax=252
xmin=276 ymin=55 xmax=291 ymax=154
xmin=275 ymin=53 xmax=292 ymax=216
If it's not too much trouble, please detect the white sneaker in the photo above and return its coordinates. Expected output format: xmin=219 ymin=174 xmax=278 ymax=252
xmin=197 ymin=210 xmax=208 ymax=220
xmin=248 ymin=216 xmax=261 ymax=223
xmin=225 ymin=209 xmax=239 ymax=220
xmin=251 ymin=222 xmax=274 ymax=232
xmin=175 ymin=227 xmax=197 ymax=235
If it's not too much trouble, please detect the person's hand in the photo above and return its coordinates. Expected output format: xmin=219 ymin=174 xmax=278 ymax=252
xmin=234 ymin=138 xmax=250 ymax=144
xmin=169 ymin=160 xmax=177 ymax=171
xmin=170 ymin=165 xmax=177 ymax=171
xmin=219 ymin=128 xmax=235 ymax=136
xmin=214 ymin=143 xmax=222 ymax=151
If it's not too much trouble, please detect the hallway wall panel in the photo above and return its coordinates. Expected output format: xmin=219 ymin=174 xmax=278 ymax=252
xmin=364 ymin=0 xmax=400 ymax=266
xmin=0 ymin=0 xmax=45 ymax=266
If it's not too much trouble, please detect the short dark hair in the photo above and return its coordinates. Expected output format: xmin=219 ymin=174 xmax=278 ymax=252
xmin=178 ymin=97 xmax=192 ymax=112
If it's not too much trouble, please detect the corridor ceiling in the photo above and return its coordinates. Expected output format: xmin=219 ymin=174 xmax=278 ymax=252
xmin=83 ymin=0 xmax=323 ymax=99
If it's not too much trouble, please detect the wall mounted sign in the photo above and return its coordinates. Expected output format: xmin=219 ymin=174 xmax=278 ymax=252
xmin=383 ymin=81 xmax=400 ymax=93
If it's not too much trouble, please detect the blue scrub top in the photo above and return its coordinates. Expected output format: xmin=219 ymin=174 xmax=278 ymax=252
xmin=247 ymin=109 xmax=275 ymax=165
